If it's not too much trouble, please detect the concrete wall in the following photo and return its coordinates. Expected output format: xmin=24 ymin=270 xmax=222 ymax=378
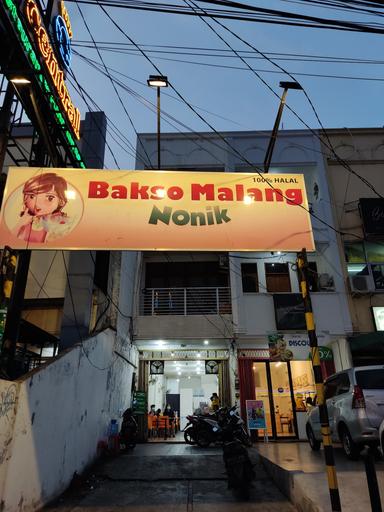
xmin=325 ymin=128 xmax=384 ymax=333
xmin=0 ymin=328 xmax=138 ymax=512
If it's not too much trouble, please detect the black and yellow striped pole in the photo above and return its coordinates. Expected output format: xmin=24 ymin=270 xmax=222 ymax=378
xmin=297 ymin=248 xmax=341 ymax=512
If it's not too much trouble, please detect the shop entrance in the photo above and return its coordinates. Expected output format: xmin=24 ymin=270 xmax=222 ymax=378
xmin=252 ymin=360 xmax=316 ymax=439
xmin=137 ymin=354 xmax=231 ymax=442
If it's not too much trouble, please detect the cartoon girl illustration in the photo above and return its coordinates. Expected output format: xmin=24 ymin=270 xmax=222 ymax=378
xmin=11 ymin=172 xmax=75 ymax=243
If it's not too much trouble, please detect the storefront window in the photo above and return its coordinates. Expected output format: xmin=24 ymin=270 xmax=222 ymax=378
xmin=345 ymin=241 xmax=384 ymax=290
xmin=270 ymin=362 xmax=295 ymax=437
xmin=365 ymin=242 xmax=384 ymax=263
xmin=345 ymin=242 xmax=365 ymax=263
xmin=372 ymin=264 xmax=384 ymax=289
xmin=290 ymin=360 xmax=316 ymax=411
xmin=253 ymin=363 xmax=272 ymax=437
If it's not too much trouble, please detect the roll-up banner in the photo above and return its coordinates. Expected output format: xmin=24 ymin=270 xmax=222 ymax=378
xmin=0 ymin=167 xmax=315 ymax=251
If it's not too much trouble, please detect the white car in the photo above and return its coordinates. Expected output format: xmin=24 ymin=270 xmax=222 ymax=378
xmin=306 ymin=365 xmax=384 ymax=459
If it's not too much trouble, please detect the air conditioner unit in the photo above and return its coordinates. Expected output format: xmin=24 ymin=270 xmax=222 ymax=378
xmin=349 ymin=275 xmax=374 ymax=293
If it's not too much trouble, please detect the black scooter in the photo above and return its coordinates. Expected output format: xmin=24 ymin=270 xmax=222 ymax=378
xmin=223 ymin=438 xmax=255 ymax=500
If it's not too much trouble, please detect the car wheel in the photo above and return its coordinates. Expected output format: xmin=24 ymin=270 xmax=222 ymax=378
xmin=306 ymin=424 xmax=321 ymax=451
xmin=340 ymin=426 xmax=360 ymax=460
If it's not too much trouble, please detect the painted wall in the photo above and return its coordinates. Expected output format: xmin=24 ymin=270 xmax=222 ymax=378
xmin=148 ymin=374 xmax=165 ymax=411
xmin=325 ymin=128 xmax=384 ymax=333
xmin=0 ymin=329 xmax=137 ymax=512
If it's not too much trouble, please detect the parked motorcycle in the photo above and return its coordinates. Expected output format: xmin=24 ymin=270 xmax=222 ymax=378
xmin=119 ymin=408 xmax=138 ymax=450
xmin=184 ymin=406 xmax=251 ymax=448
xmin=223 ymin=438 xmax=255 ymax=500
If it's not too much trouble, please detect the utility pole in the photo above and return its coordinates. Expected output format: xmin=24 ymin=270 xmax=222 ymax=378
xmin=297 ymin=249 xmax=341 ymax=512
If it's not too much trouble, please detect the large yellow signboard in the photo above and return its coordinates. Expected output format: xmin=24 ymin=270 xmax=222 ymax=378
xmin=0 ymin=168 xmax=315 ymax=251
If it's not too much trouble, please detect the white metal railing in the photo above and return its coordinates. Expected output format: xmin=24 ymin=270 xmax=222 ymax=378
xmin=140 ymin=287 xmax=232 ymax=316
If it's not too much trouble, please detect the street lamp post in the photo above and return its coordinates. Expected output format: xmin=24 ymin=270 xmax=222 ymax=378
xmin=264 ymin=81 xmax=303 ymax=173
xmin=147 ymin=75 xmax=168 ymax=170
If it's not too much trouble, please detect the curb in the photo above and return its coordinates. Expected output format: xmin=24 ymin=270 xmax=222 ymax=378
xmin=258 ymin=452 xmax=327 ymax=512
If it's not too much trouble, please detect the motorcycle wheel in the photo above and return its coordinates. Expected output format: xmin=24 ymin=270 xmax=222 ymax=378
xmin=196 ymin=431 xmax=211 ymax=448
xmin=184 ymin=427 xmax=196 ymax=445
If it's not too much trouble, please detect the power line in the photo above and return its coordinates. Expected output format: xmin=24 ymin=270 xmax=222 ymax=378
xmin=91 ymin=1 xmax=382 ymax=242
xmin=75 ymin=3 xmax=154 ymax=168
xmin=66 ymin=0 xmax=384 ymax=34
xmin=187 ymin=5 xmax=383 ymax=199
xmin=74 ymin=45 xmax=384 ymax=83
xmin=71 ymin=39 xmax=384 ymax=66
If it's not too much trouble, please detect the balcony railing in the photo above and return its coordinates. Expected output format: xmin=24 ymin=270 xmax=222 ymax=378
xmin=141 ymin=287 xmax=232 ymax=316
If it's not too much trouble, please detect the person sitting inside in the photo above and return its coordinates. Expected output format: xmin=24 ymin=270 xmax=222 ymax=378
xmin=163 ymin=403 xmax=175 ymax=417
xmin=210 ymin=392 xmax=220 ymax=412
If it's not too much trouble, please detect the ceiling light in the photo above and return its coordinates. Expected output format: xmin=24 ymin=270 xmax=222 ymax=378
xmin=178 ymin=371 xmax=181 ymax=376
xmin=157 ymin=340 xmax=165 ymax=346
xmin=188 ymin=376 xmax=191 ymax=380
xmin=176 ymin=378 xmax=180 ymax=382
xmin=171 ymin=351 xmax=175 ymax=357
xmin=204 ymin=340 xmax=209 ymax=345
xmin=197 ymin=352 xmax=201 ymax=358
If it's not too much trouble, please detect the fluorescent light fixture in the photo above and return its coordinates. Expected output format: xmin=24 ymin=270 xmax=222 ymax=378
xmin=157 ymin=340 xmax=165 ymax=347
xmin=10 ymin=77 xmax=31 ymax=84
xmin=147 ymin=75 xmax=168 ymax=88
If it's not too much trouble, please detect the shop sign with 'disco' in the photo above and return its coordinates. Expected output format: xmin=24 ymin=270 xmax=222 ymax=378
xmin=0 ymin=168 xmax=315 ymax=251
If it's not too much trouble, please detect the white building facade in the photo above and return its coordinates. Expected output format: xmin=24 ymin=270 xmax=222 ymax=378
xmin=134 ymin=129 xmax=353 ymax=440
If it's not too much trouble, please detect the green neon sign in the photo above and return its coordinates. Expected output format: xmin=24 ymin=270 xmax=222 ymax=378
xmin=3 ymin=0 xmax=86 ymax=168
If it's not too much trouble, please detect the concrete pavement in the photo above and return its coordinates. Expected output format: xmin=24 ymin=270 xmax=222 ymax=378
xmin=257 ymin=442 xmax=384 ymax=512
xmin=47 ymin=444 xmax=296 ymax=512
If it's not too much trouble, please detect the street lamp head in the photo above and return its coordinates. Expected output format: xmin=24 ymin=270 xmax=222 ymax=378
xmin=10 ymin=76 xmax=31 ymax=85
xmin=279 ymin=81 xmax=303 ymax=90
xmin=147 ymin=75 xmax=168 ymax=88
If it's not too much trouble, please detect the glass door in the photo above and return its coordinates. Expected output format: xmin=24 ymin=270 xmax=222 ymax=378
xmin=270 ymin=362 xmax=296 ymax=438
xmin=252 ymin=362 xmax=273 ymax=437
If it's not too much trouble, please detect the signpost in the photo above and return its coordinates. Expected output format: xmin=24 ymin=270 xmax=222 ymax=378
xmin=246 ymin=399 xmax=268 ymax=442
xmin=133 ymin=391 xmax=147 ymax=415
